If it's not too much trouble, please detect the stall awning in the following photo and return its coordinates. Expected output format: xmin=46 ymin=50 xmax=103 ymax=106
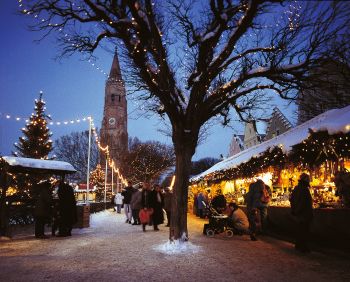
xmin=1 ymin=156 xmax=77 ymax=175
xmin=191 ymin=105 xmax=350 ymax=182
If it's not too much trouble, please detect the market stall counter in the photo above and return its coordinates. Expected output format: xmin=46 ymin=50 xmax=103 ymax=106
xmin=241 ymin=205 xmax=350 ymax=252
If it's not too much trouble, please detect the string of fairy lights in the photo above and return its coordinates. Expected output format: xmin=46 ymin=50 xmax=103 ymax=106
xmin=17 ymin=0 xmax=303 ymax=101
xmin=17 ymin=0 xmax=151 ymax=113
xmin=89 ymin=117 xmax=128 ymax=185
xmin=1 ymin=106 xmax=128 ymax=186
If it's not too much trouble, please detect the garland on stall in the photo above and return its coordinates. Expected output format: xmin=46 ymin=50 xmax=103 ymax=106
xmin=194 ymin=130 xmax=350 ymax=183
xmin=289 ymin=130 xmax=350 ymax=169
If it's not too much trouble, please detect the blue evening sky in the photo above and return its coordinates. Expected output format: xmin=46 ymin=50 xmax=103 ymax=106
xmin=0 ymin=1 xmax=296 ymax=161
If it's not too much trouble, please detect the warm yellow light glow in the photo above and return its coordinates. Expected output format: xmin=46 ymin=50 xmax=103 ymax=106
xmin=169 ymin=175 xmax=176 ymax=190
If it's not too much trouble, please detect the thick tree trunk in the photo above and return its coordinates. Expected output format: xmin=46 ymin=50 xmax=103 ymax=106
xmin=169 ymin=128 xmax=198 ymax=241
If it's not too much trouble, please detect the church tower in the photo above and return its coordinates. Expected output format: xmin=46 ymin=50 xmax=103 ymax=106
xmin=100 ymin=51 xmax=128 ymax=169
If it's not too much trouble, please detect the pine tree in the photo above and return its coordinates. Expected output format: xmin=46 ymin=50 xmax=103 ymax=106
xmin=90 ymin=164 xmax=105 ymax=202
xmin=14 ymin=92 xmax=53 ymax=159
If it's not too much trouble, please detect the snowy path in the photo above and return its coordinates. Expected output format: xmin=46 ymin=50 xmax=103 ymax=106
xmin=0 ymin=211 xmax=349 ymax=282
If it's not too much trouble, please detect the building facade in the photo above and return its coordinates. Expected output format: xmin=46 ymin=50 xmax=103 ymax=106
xmin=228 ymin=134 xmax=244 ymax=157
xmin=243 ymin=120 xmax=264 ymax=149
xmin=297 ymin=59 xmax=350 ymax=124
xmin=100 ymin=51 xmax=128 ymax=168
xmin=265 ymin=107 xmax=293 ymax=141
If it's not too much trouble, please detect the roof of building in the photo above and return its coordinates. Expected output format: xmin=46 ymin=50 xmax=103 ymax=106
xmin=1 ymin=156 xmax=76 ymax=174
xmin=109 ymin=50 xmax=122 ymax=78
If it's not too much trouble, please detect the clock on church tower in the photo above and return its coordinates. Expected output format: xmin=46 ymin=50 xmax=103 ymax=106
xmin=100 ymin=51 xmax=128 ymax=168
xmin=108 ymin=117 xmax=116 ymax=126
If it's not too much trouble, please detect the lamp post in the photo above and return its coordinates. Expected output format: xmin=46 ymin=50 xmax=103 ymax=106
xmin=116 ymin=174 xmax=119 ymax=193
xmin=86 ymin=117 xmax=92 ymax=204
xmin=104 ymin=153 xmax=108 ymax=209
xmin=111 ymin=167 xmax=114 ymax=195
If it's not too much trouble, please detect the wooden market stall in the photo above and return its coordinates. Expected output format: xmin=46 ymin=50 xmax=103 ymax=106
xmin=190 ymin=106 xmax=350 ymax=250
xmin=0 ymin=156 xmax=79 ymax=236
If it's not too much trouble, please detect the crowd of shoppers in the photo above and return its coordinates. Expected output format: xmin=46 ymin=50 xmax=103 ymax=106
xmin=116 ymin=181 xmax=172 ymax=232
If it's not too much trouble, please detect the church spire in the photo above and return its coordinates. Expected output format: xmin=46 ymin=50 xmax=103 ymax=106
xmin=109 ymin=49 xmax=121 ymax=79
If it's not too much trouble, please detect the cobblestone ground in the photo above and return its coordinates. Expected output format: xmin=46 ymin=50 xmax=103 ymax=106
xmin=0 ymin=210 xmax=349 ymax=282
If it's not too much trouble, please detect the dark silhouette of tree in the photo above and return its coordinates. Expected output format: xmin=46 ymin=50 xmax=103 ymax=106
xmin=54 ymin=130 xmax=99 ymax=182
xmin=22 ymin=0 xmax=350 ymax=241
xmin=123 ymin=137 xmax=175 ymax=183
xmin=191 ymin=158 xmax=220 ymax=176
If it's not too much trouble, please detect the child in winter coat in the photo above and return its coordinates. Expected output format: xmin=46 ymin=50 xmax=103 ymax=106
xmin=114 ymin=192 xmax=124 ymax=213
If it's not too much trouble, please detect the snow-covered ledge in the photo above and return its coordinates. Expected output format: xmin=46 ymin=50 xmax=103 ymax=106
xmin=1 ymin=156 xmax=76 ymax=173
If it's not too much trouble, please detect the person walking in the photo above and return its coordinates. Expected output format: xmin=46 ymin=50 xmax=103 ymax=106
xmin=114 ymin=191 xmax=124 ymax=213
xmin=130 ymin=184 xmax=142 ymax=225
xmin=163 ymin=187 xmax=172 ymax=226
xmin=211 ymin=189 xmax=227 ymax=214
xmin=57 ymin=181 xmax=77 ymax=237
xmin=196 ymin=192 xmax=207 ymax=218
xmin=149 ymin=184 xmax=164 ymax=231
xmin=290 ymin=173 xmax=313 ymax=253
xmin=122 ymin=181 xmax=134 ymax=224
xmin=245 ymin=179 xmax=271 ymax=241
xmin=140 ymin=182 xmax=152 ymax=232
xmin=33 ymin=181 xmax=52 ymax=239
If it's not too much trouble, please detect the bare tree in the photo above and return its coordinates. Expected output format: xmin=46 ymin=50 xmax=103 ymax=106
xmin=124 ymin=137 xmax=175 ymax=183
xmin=23 ymin=0 xmax=350 ymax=241
xmin=54 ymin=131 xmax=99 ymax=182
xmin=191 ymin=158 xmax=220 ymax=176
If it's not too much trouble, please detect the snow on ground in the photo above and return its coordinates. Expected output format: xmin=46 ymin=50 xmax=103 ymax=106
xmin=1 ymin=210 xmax=350 ymax=282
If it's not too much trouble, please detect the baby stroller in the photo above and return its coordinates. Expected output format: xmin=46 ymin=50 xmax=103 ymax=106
xmin=202 ymin=202 xmax=234 ymax=238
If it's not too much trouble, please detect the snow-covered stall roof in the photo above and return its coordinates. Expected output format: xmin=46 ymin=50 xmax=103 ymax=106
xmin=191 ymin=105 xmax=350 ymax=181
xmin=1 ymin=156 xmax=76 ymax=174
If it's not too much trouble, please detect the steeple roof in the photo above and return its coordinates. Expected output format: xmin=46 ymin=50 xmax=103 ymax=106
xmin=109 ymin=50 xmax=122 ymax=78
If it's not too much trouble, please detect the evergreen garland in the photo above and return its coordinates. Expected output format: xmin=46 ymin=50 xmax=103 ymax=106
xmin=195 ymin=130 xmax=350 ymax=183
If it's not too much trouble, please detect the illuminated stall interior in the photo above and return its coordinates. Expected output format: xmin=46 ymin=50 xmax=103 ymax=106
xmin=189 ymin=106 xmax=350 ymax=209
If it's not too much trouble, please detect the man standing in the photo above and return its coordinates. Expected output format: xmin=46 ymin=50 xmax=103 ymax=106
xmin=122 ymin=181 xmax=134 ymax=224
xmin=57 ymin=182 xmax=77 ymax=237
xmin=211 ymin=189 xmax=226 ymax=213
xmin=33 ymin=181 xmax=52 ymax=239
xmin=130 ymin=184 xmax=142 ymax=225
xmin=149 ymin=184 xmax=164 ymax=231
xmin=290 ymin=173 xmax=313 ymax=253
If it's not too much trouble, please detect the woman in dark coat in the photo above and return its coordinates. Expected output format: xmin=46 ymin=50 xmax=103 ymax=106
xmin=149 ymin=184 xmax=164 ymax=231
xmin=290 ymin=173 xmax=313 ymax=253
xmin=33 ymin=181 xmax=52 ymax=239
xmin=58 ymin=182 xmax=77 ymax=236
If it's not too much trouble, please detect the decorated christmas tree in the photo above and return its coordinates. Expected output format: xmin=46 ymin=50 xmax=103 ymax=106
xmin=12 ymin=92 xmax=53 ymax=197
xmin=14 ymin=92 xmax=53 ymax=159
xmin=90 ymin=164 xmax=105 ymax=202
